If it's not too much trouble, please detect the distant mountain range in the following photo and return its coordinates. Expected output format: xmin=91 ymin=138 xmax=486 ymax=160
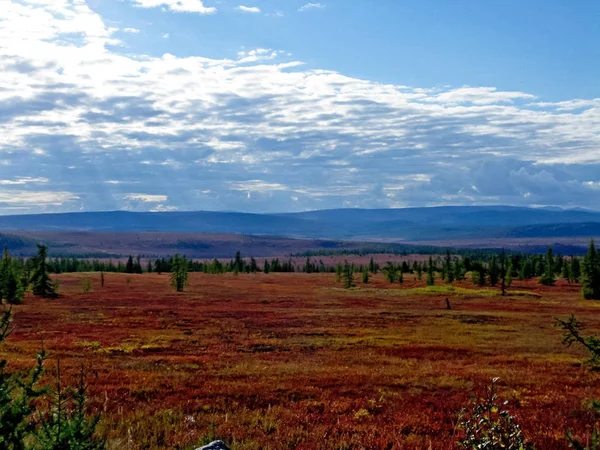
xmin=1 ymin=206 xmax=599 ymax=241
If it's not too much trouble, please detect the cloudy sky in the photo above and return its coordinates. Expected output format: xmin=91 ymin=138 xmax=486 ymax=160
xmin=1 ymin=0 xmax=599 ymax=215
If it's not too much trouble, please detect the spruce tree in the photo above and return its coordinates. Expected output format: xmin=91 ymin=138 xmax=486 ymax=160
xmin=134 ymin=255 xmax=142 ymax=274
xmin=361 ymin=267 xmax=369 ymax=284
xmin=505 ymin=261 xmax=513 ymax=288
xmin=582 ymin=239 xmax=600 ymax=300
xmin=539 ymin=247 xmax=556 ymax=286
xmin=125 ymin=256 xmax=134 ymax=274
xmin=342 ymin=261 xmax=354 ymax=289
xmin=170 ymin=254 xmax=189 ymax=292
xmin=335 ymin=263 xmax=343 ymax=282
xmin=499 ymin=252 xmax=506 ymax=296
xmin=426 ymin=257 xmax=435 ymax=286
xmin=562 ymin=258 xmax=572 ymax=282
xmin=0 ymin=248 xmax=23 ymax=305
xmin=31 ymin=245 xmax=58 ymax=298
xmin=369 ymin=257 xmax=376 ymax=274
xmin=445 ymin=250 xmax=454 ymax=284
xmin=488 ymin=255 xmax=499 ymax=286
xmin=571 ymin=257 xmax=581 ymax=283
xmin=383 ymin=262 xmax=397 ymax=283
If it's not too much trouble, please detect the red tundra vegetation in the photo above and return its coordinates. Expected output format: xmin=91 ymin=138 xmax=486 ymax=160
xmin=2 ymin=271 xmax=599 ymax=449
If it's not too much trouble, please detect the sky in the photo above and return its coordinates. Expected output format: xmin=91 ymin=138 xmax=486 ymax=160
xmin=0 ymin=0 xmax=599 ymax=215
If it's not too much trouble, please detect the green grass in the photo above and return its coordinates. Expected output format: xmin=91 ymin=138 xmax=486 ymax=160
xmin=333 ymin=285 xmax=541 ymax=298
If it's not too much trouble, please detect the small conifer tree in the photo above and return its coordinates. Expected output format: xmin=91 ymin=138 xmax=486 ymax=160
xmin=342 ymin=261 xmax=354 ymax=289
xmin=539 ymin=247 xmax=556 ymax=286
xmin=361 ymin=267 xmax=369 ymax=284
xmin=170 ymin=254 xmax=189 ymax=292
xmin=426 ymin=257 xmax=435 ymax=286
xmin=572 ymin=257 xmax=582 ymax=283
xmin=582 ymin=239 xmax=600 ymax=300
xmin=31 ymin=245 xmax=58 ymax=298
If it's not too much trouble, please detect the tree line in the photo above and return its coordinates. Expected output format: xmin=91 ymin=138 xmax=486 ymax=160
xmin=336 ymin=240 xmax=600 ymax=300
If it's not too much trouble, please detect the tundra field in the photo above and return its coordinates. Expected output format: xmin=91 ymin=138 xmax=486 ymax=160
xmin=3 ymin=271 xmax=600 ymax=449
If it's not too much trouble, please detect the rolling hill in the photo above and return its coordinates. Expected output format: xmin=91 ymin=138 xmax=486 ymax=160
xmin=0 ymin=206 xmax=599 ymax=241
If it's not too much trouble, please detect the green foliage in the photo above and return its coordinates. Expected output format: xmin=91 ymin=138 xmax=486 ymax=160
xmin=457 ymin=378 xmax=533 ymax=450
xmin=342 ymin=261 xmax=354 ymax=289
xmin=539 ymin=248 xmax=556 ymax=286
xmin=31 ymin=245 xmax=58 ymax=299
xmin=36 ymin=364 xmax=105 ymax=450
xmin=0 ymin=309 xmax=104 ymax=450
xmin=80 ymin=278 xmax=93 ymax=294
xmin=488 ymin=255 xmax=499 ymax=287
xmin=361 ymin=267 xmax=369 ymax=284
xmin=505 ymin=261 xmax=513 ymax=287
xmin=444 ymin=250 xmax=454 ymax=284
xmin=335 ymin=263 xmax=343 ymax=282
xmin=1 ymin=249 xmax=24 ymax=305
xmin=0 ymin=308 xmax=47 ymax=449
xmin=556 ymin=314 xmax=600 ymax=448
xmin=368 ymin=257 xmax=377 ymax=274
xmin=556 ymin=314 xmax=600 ymax=371
xmin=572 ymin=257 xmax=582 ymax=283
xmin=170 ymin=254 xmax=189 ymax=292
xmin=426 ymin=257 xmax=435 ymax=286
xmin=383 ymin=262 xmax=397 ymax=284
xmin=582 ymin=239 xmax=600 ymax=300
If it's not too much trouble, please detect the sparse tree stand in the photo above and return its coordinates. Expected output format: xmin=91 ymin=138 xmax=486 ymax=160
xmin=582 ymin=239 xmax=600 ymax=300
xmin=31 ymin=244 xmax=58 ymax=298
xmin=170 ymin=254 xmax=189 ymax=292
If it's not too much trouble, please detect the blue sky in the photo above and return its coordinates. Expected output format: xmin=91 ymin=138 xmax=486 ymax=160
xmin=0 ymin=0 xmax=599 ymax=214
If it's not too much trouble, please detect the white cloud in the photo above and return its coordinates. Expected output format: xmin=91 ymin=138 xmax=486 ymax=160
xmin=161 ymin=32 xmax=170 ymax=38
xmin=123 ymin=194 xmax=168 ymax=202
xmin=299 ymin=3 xmax=325 ymax=12
xmin=230 ymin=180 xmax=289 ymax=193
xmin=123 ymin=28 xmax=141 ymax=33
xmin=0 ymin=0 xmax=599 ymax=213
xmin=127 ymin=0 xmax=216 ymax=14
xmin=0 ymin=177 xmax=49 ymax=185
xmin=236 ymin=5 xmax=261 ymax=13
xmin=150 ymin=204 xmax=178 ymax=212
xmin=0 ymin=190 xmax=78 ymax=206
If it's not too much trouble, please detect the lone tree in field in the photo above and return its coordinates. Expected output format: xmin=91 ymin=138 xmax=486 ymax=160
xmin=170 ymin=254 xmax=189 ymax=292
xmin=582 ymin=239 xmax=600 ymax=300
xmin=30 ymin=244 xmax=58 ymax=298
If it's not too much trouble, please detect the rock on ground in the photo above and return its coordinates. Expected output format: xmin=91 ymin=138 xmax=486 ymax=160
xmin=196 ymin=441 xmax=230 ymax=450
